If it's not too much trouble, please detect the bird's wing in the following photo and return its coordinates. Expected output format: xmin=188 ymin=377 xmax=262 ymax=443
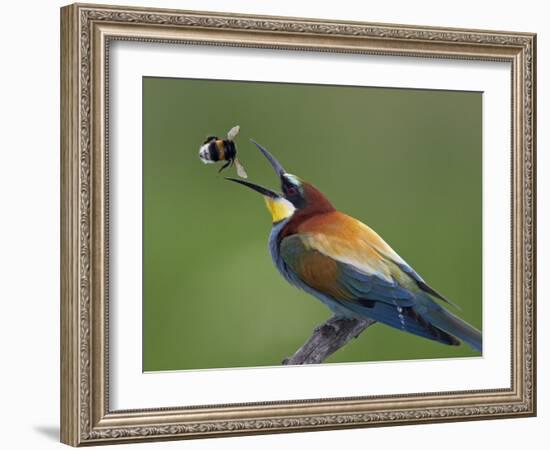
xmin=279 ymin=233 xmax=462 ymax=345
xmin=279 ymin=233 xmax=417 ymax=308
xmin=279 ymin=212 xmax=481 ymax=350
xmin=293 ymin=211 xmax=459 ymax=309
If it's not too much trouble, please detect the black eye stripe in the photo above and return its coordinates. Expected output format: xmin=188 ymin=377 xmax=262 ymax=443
xmin=283 ymin=176 xmax=301 ymax=197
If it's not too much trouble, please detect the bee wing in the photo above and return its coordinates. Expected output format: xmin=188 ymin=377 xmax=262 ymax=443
xmin=235 ymin=158 xmax=248 ymax=179
xmin=227 ymin=125 xmax=240 ymax=140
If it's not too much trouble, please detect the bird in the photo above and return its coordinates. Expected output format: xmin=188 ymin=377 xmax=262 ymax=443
xmin=227 ymin=140 xmax=482 ymax=352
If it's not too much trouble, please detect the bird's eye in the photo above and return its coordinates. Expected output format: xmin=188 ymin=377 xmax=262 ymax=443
xmin=286 ymin=186 xmax=298 ymax=196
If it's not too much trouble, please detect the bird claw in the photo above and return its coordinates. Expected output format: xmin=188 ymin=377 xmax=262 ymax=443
xmin=313 ymin=324 xmax=323 ymax=334
xmin=315 ymin=321 xmax=339 ymax=336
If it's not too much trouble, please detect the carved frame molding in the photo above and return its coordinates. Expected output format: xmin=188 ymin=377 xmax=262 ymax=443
xmin=61 ymin=3 xmax=536 ymax=446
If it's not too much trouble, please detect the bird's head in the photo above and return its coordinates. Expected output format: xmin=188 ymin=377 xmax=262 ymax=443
xmin=227 ymin=140 xmax=334 ymax=224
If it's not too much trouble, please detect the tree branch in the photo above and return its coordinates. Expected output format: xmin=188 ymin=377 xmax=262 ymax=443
xmin=282 ymin=316 xmax=376 ymax=365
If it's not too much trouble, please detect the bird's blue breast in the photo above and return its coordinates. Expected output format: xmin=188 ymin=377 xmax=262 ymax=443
xmin=268 ymin=220 xmax=294 ymax=283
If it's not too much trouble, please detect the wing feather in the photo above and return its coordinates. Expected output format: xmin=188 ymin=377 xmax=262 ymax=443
xmin=294 ymin=212 xmax=459 ymax=308
xmin=277 ymin=213 xmax=478 ymax=348
xmin=279 ymin=234 xmax=461 ymax=345
xmin=280 ymin=234 xmax=416 ymax=307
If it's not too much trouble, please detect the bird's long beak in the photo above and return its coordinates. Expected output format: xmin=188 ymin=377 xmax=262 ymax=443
xmin=226 ymin=141 xmax=296 ymax=223
xmin=250 ymin=139 xmax=286 ymax=177
xmin=225 ymin=177 xmax=280 ymax=199
xmin=225 ymin=139 xmax=287 ymax=197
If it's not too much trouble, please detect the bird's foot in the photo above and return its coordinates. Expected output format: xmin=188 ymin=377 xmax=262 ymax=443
xmin=313 ymin=322 xmax=335 ymax=335
xmin=314 ymin=316 xmax=349 ymax=336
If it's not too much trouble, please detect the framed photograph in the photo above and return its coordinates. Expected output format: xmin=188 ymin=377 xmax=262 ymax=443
xmin=60 ymin=3 xmax=536 ymax=446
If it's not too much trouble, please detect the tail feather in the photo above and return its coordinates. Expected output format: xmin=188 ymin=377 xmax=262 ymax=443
xmin=425 ymin=307 xmax=482 ymax=352
xmin=343 ymin=295 xmax=482 ymax=352
xmin=342 ymin=300 xmax=462 ymax=347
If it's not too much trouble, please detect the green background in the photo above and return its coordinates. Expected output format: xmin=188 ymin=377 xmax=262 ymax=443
xmin=143 ymin=77 xmax=482 ymax=371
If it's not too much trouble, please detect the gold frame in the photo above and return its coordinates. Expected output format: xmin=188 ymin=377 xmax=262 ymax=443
xmin=60 ymin=2 xmax=536 ymax=446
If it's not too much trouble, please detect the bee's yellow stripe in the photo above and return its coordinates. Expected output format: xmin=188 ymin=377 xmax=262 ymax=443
xmin=216 ymin=140 xmax=226 ymax=161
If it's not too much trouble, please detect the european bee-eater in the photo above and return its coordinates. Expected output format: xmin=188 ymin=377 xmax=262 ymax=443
xmin=227 ymin=141 xmax=482 ymax=352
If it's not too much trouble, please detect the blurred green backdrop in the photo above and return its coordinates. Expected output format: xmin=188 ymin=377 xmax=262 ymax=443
xmin=143 ymin=77 xmax=482 ymax=371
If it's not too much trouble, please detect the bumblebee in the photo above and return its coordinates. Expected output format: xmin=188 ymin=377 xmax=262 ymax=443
xmin=199 ymin=125 xmax=247 ymax=178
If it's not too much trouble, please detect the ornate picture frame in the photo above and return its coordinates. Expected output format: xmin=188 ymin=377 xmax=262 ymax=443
xmin=60 ymin=3 xmax=536 ymax=446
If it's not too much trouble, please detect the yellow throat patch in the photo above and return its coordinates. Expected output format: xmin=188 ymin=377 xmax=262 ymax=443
xmin=264 ymin=197 xmax=296 ymax=223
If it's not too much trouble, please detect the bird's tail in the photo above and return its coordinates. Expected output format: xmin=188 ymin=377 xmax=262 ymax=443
xmin=425 ymin=306 xmax=482 ymax=353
